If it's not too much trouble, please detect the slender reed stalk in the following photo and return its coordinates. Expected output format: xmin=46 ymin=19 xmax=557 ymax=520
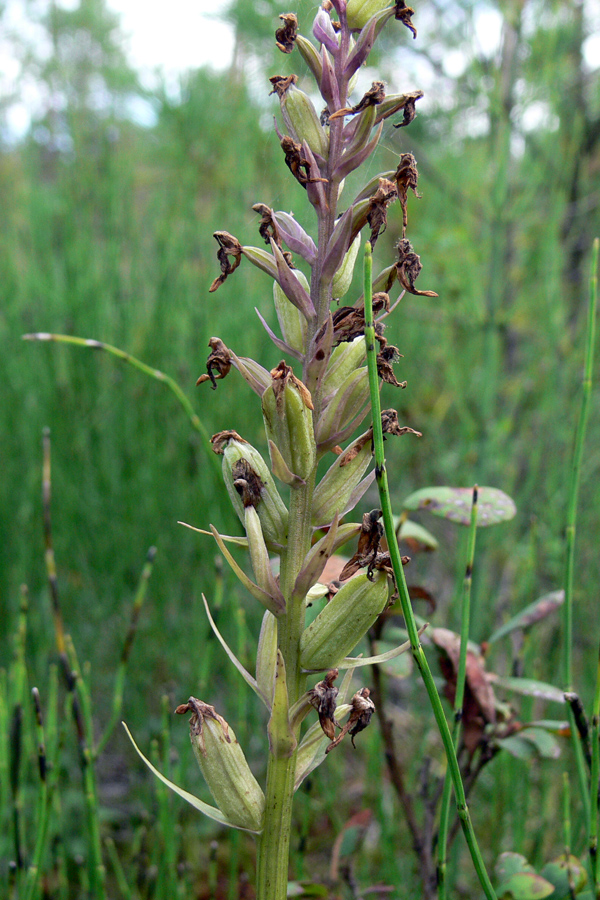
xmin=437 ymin=486 xmax=478 ymax=899
xmin=562 ymin=237 xmax=599 ymax=829
xmin=24 ymin=333 xmax=216 ymax=465
xmin=589 ymin=642 xmax=600 ymax=892
xmin=363 ymin=242 xmax=496 ymax=899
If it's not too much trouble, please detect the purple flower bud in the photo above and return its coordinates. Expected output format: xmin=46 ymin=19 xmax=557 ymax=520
xmin=313 ymin=8 xmax=340 ymax=54
xmin=273 ymin=211 xmax=317 ymax=266
xmin=344 ymin=8 xmax=395 ymax=77
xmin=270 ymin=240 xmax=316 ymax=321
xmin=319 ymin=46 xmax=340 ymax=110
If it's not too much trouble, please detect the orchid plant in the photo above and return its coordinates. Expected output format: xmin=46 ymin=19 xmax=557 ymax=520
xmin=124 ymin=2 xmax=496 ymax=897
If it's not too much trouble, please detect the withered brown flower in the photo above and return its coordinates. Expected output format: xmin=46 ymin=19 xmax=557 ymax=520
xmin=196 ymin=337 xmax=232 ymax=390
xmin=275 ymin=13 xmax=298 ymax=53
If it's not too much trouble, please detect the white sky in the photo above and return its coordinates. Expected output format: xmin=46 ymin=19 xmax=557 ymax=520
xmin=105 ymin=0 xmax=235 ymax=79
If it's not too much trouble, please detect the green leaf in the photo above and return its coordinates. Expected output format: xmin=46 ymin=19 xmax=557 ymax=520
xmin=397 ymin=518 xmax=439 ymax=549
xmin=488 ymin=591 xmax=564 ymax=643
xmin=492 ymin=676 xmax=565 ymax=703
xmin=402 ymin=486 xmax=516 ymax=526
xmin=496 ymin=734 xmax=536 ymax=760
xmin=518 ymin=727 xmax=561 ymax=759
xmin=497 ymin=872 xmax=555 ymax=899
xmin=540 ymin=855 xmax=587 ymax=898
xmin=495 ymin=853 xmax=536 ymax=881
xmin=122 ymin=724 xmax=259 ymax=833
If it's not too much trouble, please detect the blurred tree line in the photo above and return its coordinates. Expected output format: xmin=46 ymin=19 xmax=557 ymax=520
xmin=1 ymin=0 xmax=600 ymax=709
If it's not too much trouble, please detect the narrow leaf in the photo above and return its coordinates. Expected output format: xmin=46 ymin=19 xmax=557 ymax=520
xmin=488 ymin=591 xmax=564 ymax=644
xmin=491 ymin=675 xmax=566 ymax=703
xmin=178 ymin=522 xmax=248 ymax=548
xmin=201 ymin=595 xmax=270 ymax=709
xmin=268 ymin=651 xmax=297 ymax=758
xmin=210 ymin=526 xmax=285 ymax=615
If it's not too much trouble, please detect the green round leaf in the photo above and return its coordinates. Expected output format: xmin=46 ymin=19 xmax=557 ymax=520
xmin=495 ymin=853 xmax=535 ymax=881
xmin=540 ymin=855 xmax=587 ymax=898
xmin=402 ymin=486 xmax=516 ymax=526
xmin=497 ymin=872 xmax=555 ymax=899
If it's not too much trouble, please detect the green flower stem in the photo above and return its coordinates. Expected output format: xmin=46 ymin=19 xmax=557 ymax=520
xmin=562 ymin=238 xmax=598 ymax=831
xmin=589 ymin=643 xmax=600 ymax=892
xmin=437 ymin=487 xmax=479 ymax=900
xmin=255 ymin=477 xmax=315 ymax=900
xmin=363 ymin=242 xmax=497 ymax=900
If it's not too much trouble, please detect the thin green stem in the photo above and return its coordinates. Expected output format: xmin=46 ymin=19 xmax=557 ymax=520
xmin=562 ymin=237 xmax=598 ymax=830
xmin=437 ymin=487 xmax=479 ymax=900
xmin=589 ymin=643 xmax=600 ymax=894
xmin=364 ymin=242 xmax=497 ymax=900
xmin=23 ymin=332 xmax=218 ymax=473
xmin=95 ymin=546 xmax=156 ymax=758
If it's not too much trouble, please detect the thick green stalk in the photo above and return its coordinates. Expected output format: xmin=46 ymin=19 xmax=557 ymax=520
xmin=437 ymin=487 xmax=478 ymax=899
xmin=363 ymin=242 xmax=497 ymax=900
xmin=562 ymin=237 xmax=598 ymax=830
xmin=255 ymin=477 xmax=314 ymax=900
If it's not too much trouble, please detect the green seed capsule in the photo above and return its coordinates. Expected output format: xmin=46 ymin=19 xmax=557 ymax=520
xmin=300 ymin=572 xmax=389 ymax=670
xmin=212 ymin=432 xmax=288 ymax=547
xmin=346 ymin=0 xmax=390 ymax=31
xmin=325 ymin=336 xmax=367 ymax=393
xmin=262 ymin=362 xmax=316 ymax=482
xmin=312 ymin=432 xmax=372 ymax=526
xmin=332 ymin=233 xmax=362 ymax=300
xmin=274 ymin=275 xmax=308 ymax=354
xmin=316 ymin=367 xmax=369 ymax=445
xmin=284 ymin=85 xmax=329 ymax=159
xmin=177 ymin=698 xmax=265 ymax=832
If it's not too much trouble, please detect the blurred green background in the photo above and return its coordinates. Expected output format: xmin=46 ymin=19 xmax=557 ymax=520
xmin=2 ymin=0 xmax=600 ymax=895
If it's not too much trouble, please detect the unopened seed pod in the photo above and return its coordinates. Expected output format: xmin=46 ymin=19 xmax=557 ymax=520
xmin=176 ymin=698 xmax=265 ymax=832
xmin=332 ymin=233 xmax=362 ymax=300
xmin=325 ymin=336 xmax=367 ymax=394
xmin=274 ymin=274 xmax=309 ymax=354
xmin=300 ymin=571 xmax=389 ymax=669
xmin=312 ymin=432 xmax=372 ymax=525
xmin=284 ymin=85 xmax=329 ymax=159
xmin=214 ymin=434 xmax=288 ymax=547
xmin=346 ymin=0 xmax=390 ymax=31
xmin=316 ymin=367 xmax=369 ymax=444
xmin=262 ymin=363 xmax=316 ymax=481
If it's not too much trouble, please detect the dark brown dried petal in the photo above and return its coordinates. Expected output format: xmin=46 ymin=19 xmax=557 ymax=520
xmin=252 ymin=203 xmax=283 ymax=249
xmin=366 ymin=178 xmax=398 ymax=248
xmin=325 ymin=687 xmax=375 ymax=753
xmin=394 ymin=239 xmax=438 ymax=297
xmin=271 ymin=360 xmax=314 ymax=411
xmin=339 ymin=429 xmax=373 ymax=467
xmin=281 ymin=135 xmax=328 ymax=189
xmin=395 ymin=0 xmax=417 ymax=39
xmin=269 ymin=74 xmax=298 ymax=98
xmin=392 ymin=95 xmax=419 ymax=128
xmin=377 ymin=354 xmax=407 ymax=387
xmin=196 ymin=337 xmax=232 ymax=389
xmin=210 ymin=430 xmax=248 ymax=454
xmin=232 ymin=459 xmax=265 ymax=508
xmin=209 ymin=232 xmax=243 ymax=293
xmin=339 ymin=509 xmax=383 ymax=580
xmin=394 ymin=153 xmax=420 ymax=238
xmin=275 ymin=13 xmax=298 ymax=53
xmin=308 ymin=669 xmax=340 ymax=741
xmin=381 ymin=408 xmax=422 ymax=438
xmin=329 ymin=81 xmax=386 ymax=120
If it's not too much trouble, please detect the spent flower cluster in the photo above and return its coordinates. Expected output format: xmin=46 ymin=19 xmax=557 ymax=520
xmin=134 ymin=2 xmax=438 ymax=896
